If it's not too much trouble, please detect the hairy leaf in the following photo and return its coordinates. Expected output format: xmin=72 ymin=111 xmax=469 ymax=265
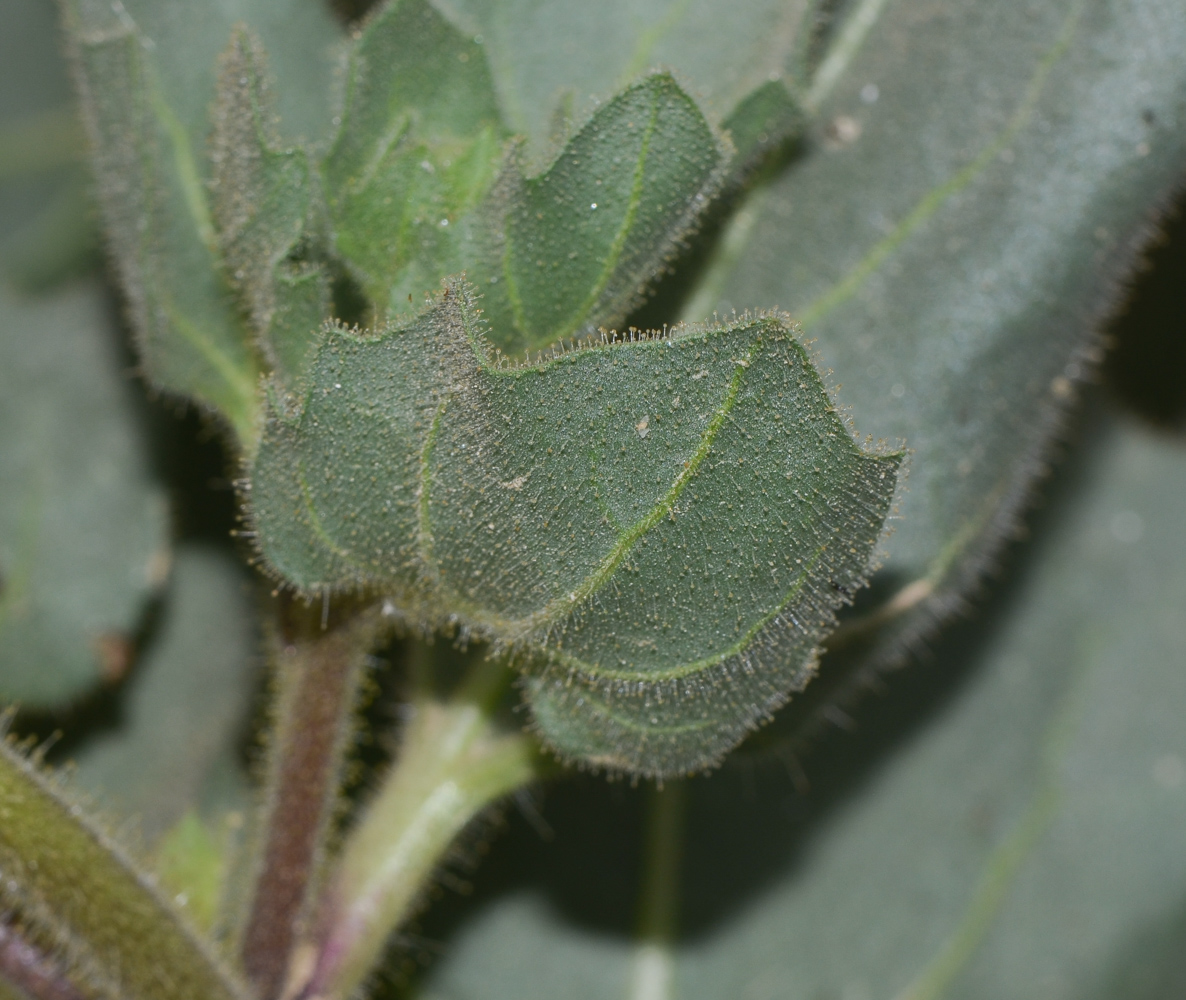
xmin=248 ymin=279 xmax=899 ymax=776
xmin=470 ymin=73 xmax=729 ymax=355
xmin=0 ymin=281 xmax=168 ymax=707
xmin=211 ymin=27 xmax=327 ymax=397
xmin=62 ymin=0 xmax=342 ymax=444
xmin=0 ymin=741 xmax=249 ymax=1000
xmin=442 ymin=0 xmax=817 ymax=161
xmin=408 ymin=413 xmax=1186 ymax=1000
xmin=688 ymin=0 xmax=1186 ymax=660
xmin=323 ymin=0 xmax=506 ymax=318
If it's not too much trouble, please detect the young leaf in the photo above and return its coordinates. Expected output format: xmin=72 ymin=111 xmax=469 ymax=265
xmin=322 ymin=0 xmax=507 ymax=318
xmin=0 ymin=281 xmax=168 ymax=708
xmin=211 ymin=26 xmax=327 ymax=397
xmin=248 ymin=279 xmax=900 ymax=776
xmin=62 ymin=0 xmax=261 ymax=442
xmin=0 ymin=741 xmax=250 ymax=1000
xmin=471 ymin=73 xmax=729 ymax=356
xmin=721 ymin=79 xmax=805 ymax=181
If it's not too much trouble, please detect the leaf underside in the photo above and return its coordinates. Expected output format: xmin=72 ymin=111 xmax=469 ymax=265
xmin=249 ymin=278 xmax=899 ymax=776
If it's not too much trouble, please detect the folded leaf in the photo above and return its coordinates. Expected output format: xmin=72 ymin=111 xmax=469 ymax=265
xmin=471 ymin=73 xmax=729 ymax=355
xmin=323 ymin=0 xmax=506 ymax=318
xmin=249 ymin=278 xmax=900 ymax=776
xmin=0 ymin=281 xmax=168 ymax=707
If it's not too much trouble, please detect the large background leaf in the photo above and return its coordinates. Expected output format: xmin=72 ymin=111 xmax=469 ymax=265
xmin=680 ymin=0 xmax=1186 ymax=660
xmin=68 ymin=543 xmax=259 ymax=844
xmin=0 ymin=280 xmax=169 ymax=707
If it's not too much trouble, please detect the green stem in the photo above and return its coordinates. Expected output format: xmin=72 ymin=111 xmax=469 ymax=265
xmin=629 ymin=782 xmax=685 ymax=1000
xmin=301 ymin=646 xmax=544 ymax=1000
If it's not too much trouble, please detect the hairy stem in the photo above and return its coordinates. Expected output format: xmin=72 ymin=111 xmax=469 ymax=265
xmin=239 ymin=598 xmax=387 ymax=1000
xmin=298 ymin=645 xmax=544 ymax=1000
xmin=0 ymin=920 xmax=85 ymax=1000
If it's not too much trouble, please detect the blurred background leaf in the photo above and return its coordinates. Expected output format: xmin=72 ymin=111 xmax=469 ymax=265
xmin=668 ymin=0 xmax=1186 ymax=673
xmin=65 ymin=543 xmax=259 ymax=845
xmin=0 ymin=278 xmax=169 ymax=707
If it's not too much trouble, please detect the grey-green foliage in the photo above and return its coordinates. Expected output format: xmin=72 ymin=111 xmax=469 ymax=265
xmin=62 ymin=0 xmax=342 ymax=444
xmin=323 ymin=0 xmax=506 ymax=320
xmin=0 ymin=280 xmax=168 ymax=707
xmin=315 ymin=0 xmax=731 ymax=354
xmin=690 ymin=0 xmax=1186 ymax=672
xmin=470 ymin=74 xmax=728 ymax=355
xmin=443 ymin=0 xmax=815 ymax=161
xmin=411 ymin=412 xmax=1186 ymax=1000
xmin=249 ymin=279 xmax=900 ymax=775
xmin=211 ymin=27 xmax=327 ymax=398
xmin=71 ymin=545 xmax=258 ymax=843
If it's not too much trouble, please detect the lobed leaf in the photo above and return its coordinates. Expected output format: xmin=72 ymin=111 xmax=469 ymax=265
xmin=323 ymin=0 xmax=506 ymax=318
xmin=0 ymin=281 xmax=168 ymax=708
xmin=470 ymin=73 xmax=729 ymax=356
xmin=248 ymin=279 xmax=899 ymax=776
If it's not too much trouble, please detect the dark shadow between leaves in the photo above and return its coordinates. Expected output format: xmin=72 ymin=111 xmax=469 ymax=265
xmin=1104 ymin=180 xmax=1186 ymax=430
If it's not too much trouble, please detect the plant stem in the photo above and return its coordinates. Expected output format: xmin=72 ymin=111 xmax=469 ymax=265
xmin=298 ymin=645 xmax=544 ymax=1000
xmin=0 ymin=919 xmax=86 ymax=1000
xmin=629 ymin=781 xmax=685 ymax=1000
xmin=239 ymin=598 xmax=386 ymax=1000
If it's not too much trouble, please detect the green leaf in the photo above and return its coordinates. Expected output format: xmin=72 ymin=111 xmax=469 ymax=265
xmin=248 ymin=279 xmax=899 ymax=776
xmin=323 ymin=0 xmax=507 ymax=317
xmin=685 ymin=0 xmax=1186 ymax=650
xmin=405 ymin=412 xmax=1186 ymax=1000
xmin=471 ymin=73 xmax=729 ymax=356
xmin=720 ymin=79 xmax=806 ymax=183
xmin=0 ymin=280 xmax=168 ymax=708
xmin=211 ymin=26 xmax=327 ymax=396
xmin=445 ymin=0 xmax=818 ymax=157
xmin=62 ymin=0 xmax=343 ymax=445
xmin=155 ymin=812 xmax=226 ymax=933
xmin=0 ymin=740 xmax=250 ymax=1000
xmin=68 ymin=544 xmax=258 ymax=844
